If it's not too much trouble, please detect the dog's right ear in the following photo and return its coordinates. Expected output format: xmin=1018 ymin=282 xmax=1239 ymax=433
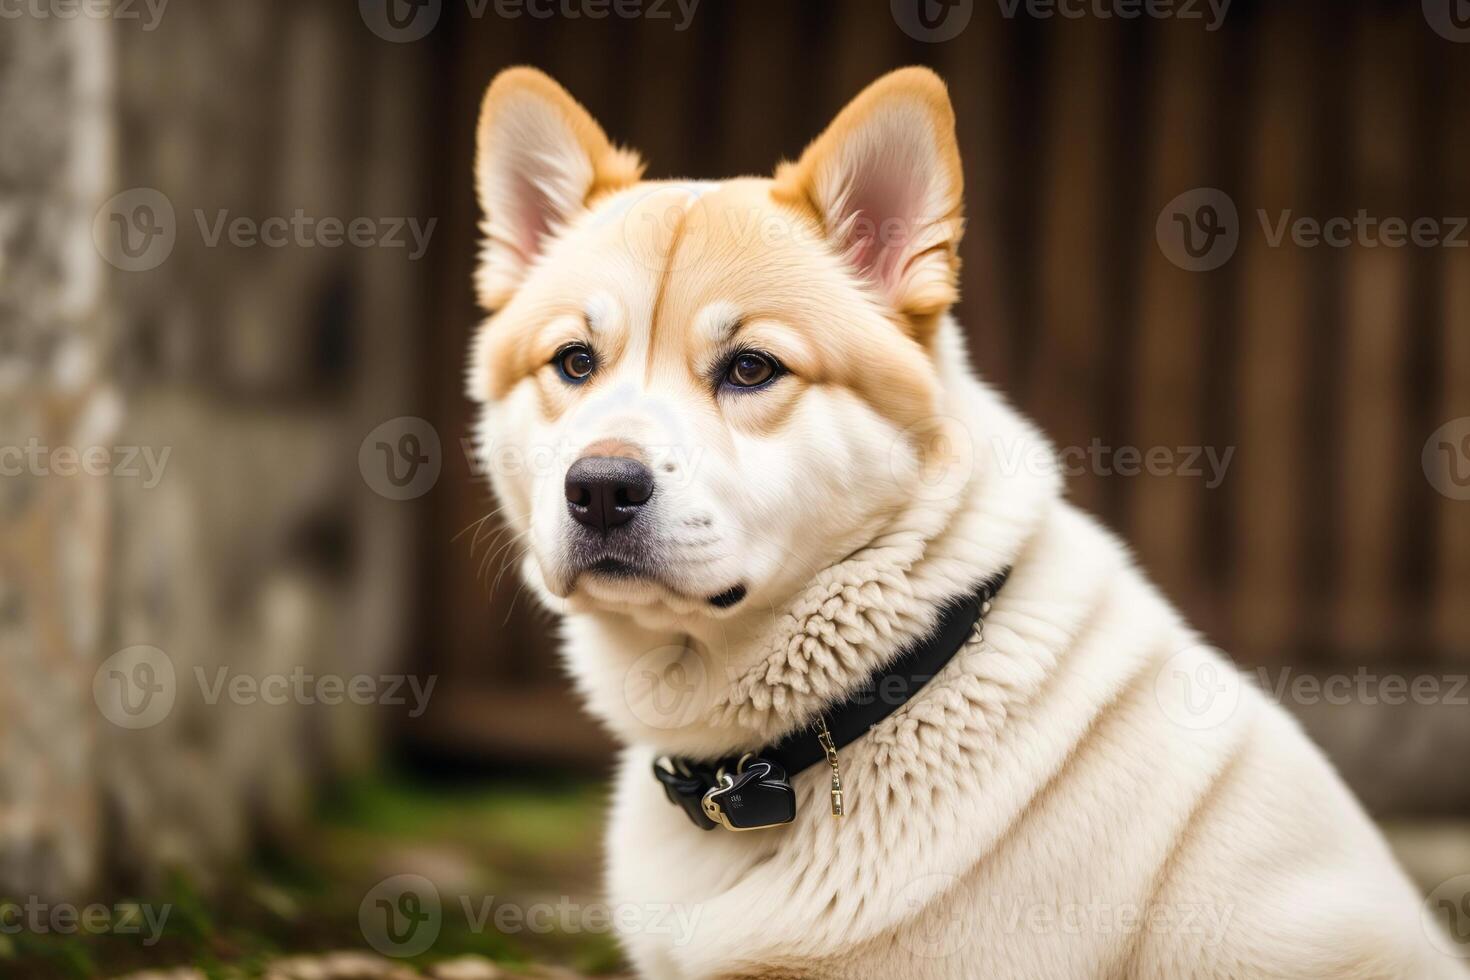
xmin=474 ymin=67 xmax=643 ymax=310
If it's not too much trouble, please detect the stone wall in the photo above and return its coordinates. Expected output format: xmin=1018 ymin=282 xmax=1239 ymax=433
xmin=0 ymin=2 xmax=433 ymax=900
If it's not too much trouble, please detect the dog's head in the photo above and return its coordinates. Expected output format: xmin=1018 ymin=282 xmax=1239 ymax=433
xmin=467 ymin=67 xmax=966 ymax=631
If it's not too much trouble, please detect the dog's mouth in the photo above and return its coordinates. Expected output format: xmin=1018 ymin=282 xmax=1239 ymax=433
xmin=574 ymin=554 xmax=747 ymax=609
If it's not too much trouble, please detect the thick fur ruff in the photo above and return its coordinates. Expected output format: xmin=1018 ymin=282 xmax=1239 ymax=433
xmin=593 ymin=322 xmax=1464 ymax=979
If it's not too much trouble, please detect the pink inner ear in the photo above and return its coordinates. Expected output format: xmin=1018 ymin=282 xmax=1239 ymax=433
xmin=508 ymin=170 xmax=551 ymax=264
xmin=837 ymin=162 xmax=923 ymax=295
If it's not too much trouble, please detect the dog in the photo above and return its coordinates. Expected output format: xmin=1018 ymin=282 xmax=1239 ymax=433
xmin=465 ymin=65 xmax=1466 ymax=979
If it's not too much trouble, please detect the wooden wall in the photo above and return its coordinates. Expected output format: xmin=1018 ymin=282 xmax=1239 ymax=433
xmin=415 ymin=0 xmax=1470 ymax=814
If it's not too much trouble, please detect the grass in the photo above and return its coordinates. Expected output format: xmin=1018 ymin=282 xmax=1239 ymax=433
xmin=2 ymin=772 xmax=620 ymax=979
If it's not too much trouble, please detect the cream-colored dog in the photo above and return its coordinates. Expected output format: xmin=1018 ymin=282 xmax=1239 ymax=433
xmin=465 ymin=66 xmax=1465 ymax=979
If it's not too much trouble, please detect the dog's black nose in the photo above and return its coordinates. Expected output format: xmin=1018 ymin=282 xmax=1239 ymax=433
xmin=565 ymin=455 xmax=654 ymax=533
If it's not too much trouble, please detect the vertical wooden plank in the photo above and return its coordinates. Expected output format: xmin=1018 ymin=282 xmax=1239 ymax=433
xmin=820 ymin=0 xmax=902 ymax=117
xmin=1333 ymin=8 xmax=1415 ymax=661
xmin=717 ymin=1 xmax=805 ymax=174
xmin=1124 ymin=20 xmax=1218 ymax=600
xmin=1432 ymin=44 xmax=1470 ymax=661
xmin=938 ymin=12 xmax=1015 ymax=390
xmin=1229 ymin=7 xmax=1314 ymax=665
xmin=1027 ymin=18 xmax=1115 ymax=516
xmin=625 ymin=10 xmax=705 ymax=176
xmin=426 ymin=8 xmax=544 ymax=694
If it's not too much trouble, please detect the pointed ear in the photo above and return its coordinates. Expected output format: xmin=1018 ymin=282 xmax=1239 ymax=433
xmin=773 ymin=67 xmax=964 ymax=326
xmin=474 ymin=67 xmax=643 ymax=309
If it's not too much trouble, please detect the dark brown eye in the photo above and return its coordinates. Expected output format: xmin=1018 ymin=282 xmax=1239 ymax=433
xmin=556 ymin=344 xmax=595 ymax=383
xmin=725 ymin=352 xmax=779 ymax=389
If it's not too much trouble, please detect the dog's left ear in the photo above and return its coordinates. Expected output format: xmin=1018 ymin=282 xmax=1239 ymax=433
xmin=474 ymin=67 xmax=644 ymax=310
xmin=774 ymin=67 xmax=964 ymax=331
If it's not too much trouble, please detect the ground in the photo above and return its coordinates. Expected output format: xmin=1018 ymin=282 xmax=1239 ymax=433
xmin=2 ymin=774 xmax=624 ymax=980
xmin=4 ymin=774 xmax=1466 ymax=978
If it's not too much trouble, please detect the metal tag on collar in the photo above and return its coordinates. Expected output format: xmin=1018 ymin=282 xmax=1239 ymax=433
xmin=700 ymin=755 xmax=796 ymax=831
xmin=816 ymin=716 xmax=845 ymax=818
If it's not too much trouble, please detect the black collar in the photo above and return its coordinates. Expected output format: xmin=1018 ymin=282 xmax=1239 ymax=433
xmin=653 ymin=567 xmax=1010 ymax=831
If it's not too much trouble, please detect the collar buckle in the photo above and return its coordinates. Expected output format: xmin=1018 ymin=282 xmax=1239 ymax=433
xmin=699 ymin=757 xmax=796 ymax=832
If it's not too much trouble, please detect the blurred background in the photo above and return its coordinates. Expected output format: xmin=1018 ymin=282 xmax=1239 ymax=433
xmin=3 ymin=0 xmax=1469 ymax=975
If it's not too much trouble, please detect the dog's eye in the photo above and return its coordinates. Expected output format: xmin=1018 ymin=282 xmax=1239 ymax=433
xmin=555 ymin=344 xmax=596 ymax=384
xmin=724 ymin=351 xmax=780 ymax=389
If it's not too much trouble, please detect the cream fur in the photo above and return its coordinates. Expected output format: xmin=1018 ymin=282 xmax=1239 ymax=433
xmin=465 ymin=67 xmax=1467 ymax=980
